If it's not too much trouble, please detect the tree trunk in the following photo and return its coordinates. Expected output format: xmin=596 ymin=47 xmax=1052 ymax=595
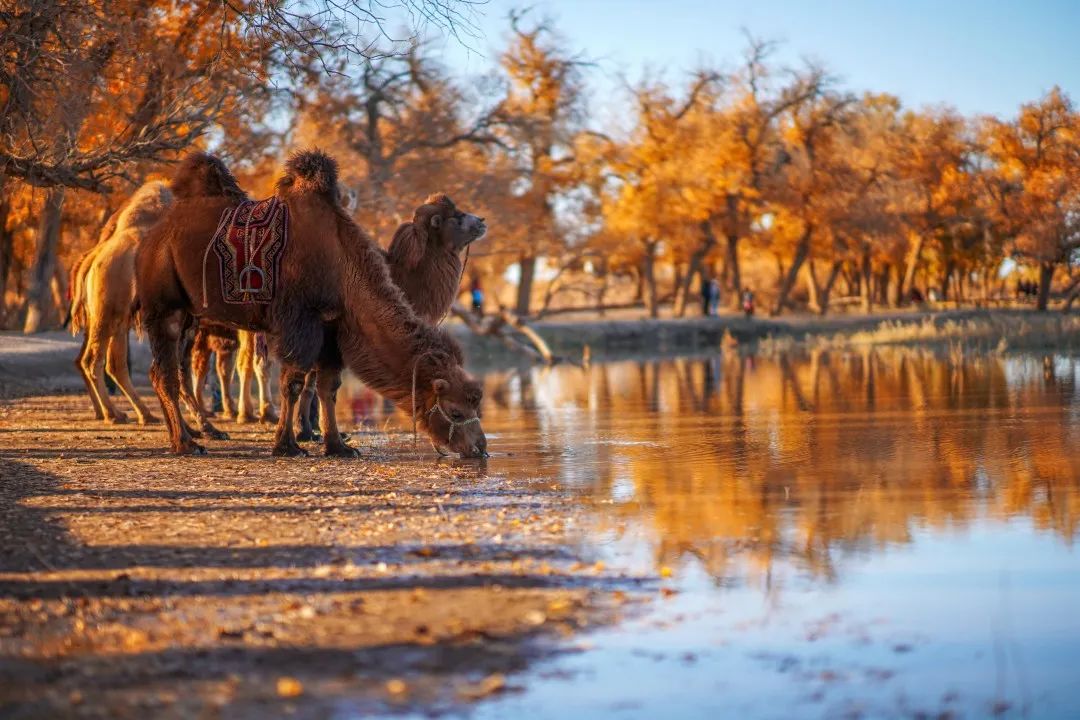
xmin=1036 ymin=261 xmax=1054 ymax=311
xmin=900 ymin=233 xmax=926 ymax=306
xmin=642 ymin=242 xmax=659 ymax=318
xmin=0 ymin=182 xmax=13 ymax=325
xmin=939 ymin=260 xmax=954 ymax=302
xmin=725 ymin=233 xmax=741 ymax=308
xmin=860 ymin=248 xmax=873 ymax=314
xmin=671 ymin=262 xmax=687 ymax=316
xmin=23 ymin=188 xmax=66 ymax=333
xmin=515 ymin=254 xmax=537 ymax=317
xmin=805 ymin=261 xmax=822 ymax=314
xmin=675 ymin=220 xmax=718 ymax=317
xmin=772 ymin=229 xmax=812 ymax=316
xmin=890 ymin=264 xmax=904 ymax=308
xmin=1060 ymin=275 xmax=1080 ymax=312
xmin=817 ymin=261 xmax=843 ymax=316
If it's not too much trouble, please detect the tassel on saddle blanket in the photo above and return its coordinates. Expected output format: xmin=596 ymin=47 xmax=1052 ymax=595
xmin=202 ymin=197 xmax=289 ymax=307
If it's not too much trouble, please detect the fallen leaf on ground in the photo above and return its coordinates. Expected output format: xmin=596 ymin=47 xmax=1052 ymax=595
xmin=276 ymin=677 xmax=303 ymax=698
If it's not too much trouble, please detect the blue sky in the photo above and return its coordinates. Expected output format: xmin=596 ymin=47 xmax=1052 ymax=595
xmin=433 ymin=0 xmax=1080 ymax=119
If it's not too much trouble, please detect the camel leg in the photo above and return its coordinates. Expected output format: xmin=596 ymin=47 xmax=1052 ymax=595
xmin=296 ymin=370 xmax=320 ymax=442
xmin=235 ymin=335 xmax=256 ymax=424
xmin=178 ymin=325 xmax=228 ymax=441
xmin=272 ymin=367 xmax=308 ymax=457
xmin=147 ymin=311 xmax=204 ymax=455
xmin=317 ymin=366 xmax=357 ymax=457
xmin=216 ymin=346 xmax=237 ymax=419
xmin=190 ymin=334 xmax=214 ymax=417
xmin=105 ymin=331 xmax=160 ymax=425
xmin=74 ymin=331 xmax=107 ymax=420
xmin=83 ymin=325 xmax=128 ymax=424
xmin=255 ymin=335 xmax=279 ymax=423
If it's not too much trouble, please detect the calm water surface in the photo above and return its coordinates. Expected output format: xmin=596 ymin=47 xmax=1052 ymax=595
xmin=350 ymin=348 xmax=1080 ymax=718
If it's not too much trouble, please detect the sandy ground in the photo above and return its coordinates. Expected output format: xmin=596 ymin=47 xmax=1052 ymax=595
xmin=0 ymin=384 xmax=640 ymax=718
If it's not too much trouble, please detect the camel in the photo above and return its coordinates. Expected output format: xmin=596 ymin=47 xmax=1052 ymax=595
xmin=190 ymin=325 xmax=279 ymax=423
xmin=386 ymin=192 xmax=487 ymax=324
xmin=135 ymin=149 xmax=487 ymax=458
xmin=295 ymin=192 xmax=486 ymax=441
xmin=69 ymin=181 xmax=172 ymax=425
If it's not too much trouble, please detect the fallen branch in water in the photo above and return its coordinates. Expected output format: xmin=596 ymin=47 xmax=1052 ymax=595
xmin=450 ymin=303 xmax=576 ymax=366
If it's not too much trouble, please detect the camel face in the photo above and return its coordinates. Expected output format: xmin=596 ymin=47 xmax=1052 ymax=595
xmin=438 ymin=209 xmax=487 ymax=252
xmin=425 ymin=375 xmax=487 ymax=458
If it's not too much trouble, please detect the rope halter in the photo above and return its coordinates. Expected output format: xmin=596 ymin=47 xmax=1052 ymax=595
xmin=411 ymin=352 xmax=480 ymax=450
xmin=426 ymin=400 xmax=481 ymax=443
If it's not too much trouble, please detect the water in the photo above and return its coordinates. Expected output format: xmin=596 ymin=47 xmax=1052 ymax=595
xmin=346 ymin=348 xmax=1080 ymax=718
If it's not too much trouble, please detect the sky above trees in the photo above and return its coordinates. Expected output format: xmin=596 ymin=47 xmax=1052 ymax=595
xmin=441 ymin=0 xmax=1080 ymax=119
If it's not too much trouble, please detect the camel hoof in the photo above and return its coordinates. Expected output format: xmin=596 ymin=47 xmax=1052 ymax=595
xmin=174 ymin=442 xmax=207 ymax=456
xmin=235 ymin=414 xmax=256 ymax=425
xmin=272 ymin=444 xmax=308 ymax=457
xmin=325 ymin=443 xmax=361 ymax=458
xmin=204 ymin=427 xmax=230 ymax=441
xmin=260 ymin=408 xmax=280 ymax=423
xmin=107 ymin=413 xmax=129 ymax=425
xmin=139 ymin=414 xmax=162 ymax=426
xmin=296 ymin=430 xmax=322 ymax=443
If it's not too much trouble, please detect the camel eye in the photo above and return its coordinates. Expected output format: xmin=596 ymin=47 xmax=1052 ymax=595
xmin=450 ymin=410 xmax=465 ymax=421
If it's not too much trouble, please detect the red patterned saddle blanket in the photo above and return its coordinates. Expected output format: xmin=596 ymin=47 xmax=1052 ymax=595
xmin=210 ymin=197 xmax=289 ymax=305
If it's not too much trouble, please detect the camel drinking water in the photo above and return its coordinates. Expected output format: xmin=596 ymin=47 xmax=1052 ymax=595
xmin=135 ymin=150 xmax=487 ymax=458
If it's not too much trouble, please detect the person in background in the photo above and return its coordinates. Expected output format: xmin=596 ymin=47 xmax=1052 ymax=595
xmin=700 ymin=275 xmax=712 ymax=316
xmin=708 ymin=277 xmax=721 ymax=316
xmin=470 ymin=277 xmax=484 ymax=319
xmin=741 ymin=286 xmax=755 ymax=318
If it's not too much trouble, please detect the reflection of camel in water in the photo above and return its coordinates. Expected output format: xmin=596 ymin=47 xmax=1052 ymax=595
xmin=69 ymin=182 xmax=172 ymax=425
xmin=136 ymin=150 xmax=487 ymax=457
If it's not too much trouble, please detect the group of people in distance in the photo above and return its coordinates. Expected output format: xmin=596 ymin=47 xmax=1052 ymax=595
xmin=700 ymin=277 xmax=755 ymax=318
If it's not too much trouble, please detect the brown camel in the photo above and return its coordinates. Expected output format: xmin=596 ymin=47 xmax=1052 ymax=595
xmin=136 ymin=150 xmax=487 ymax=458
xmin=295 ymin=193 xmax=486 ymax=441
xmin=69 ymin=181 xmax=172 ymax=425
xmin=177 ymin=154 xmax=279 ymax=426
xmin=387 ymin=192 xmax=487 ymax=324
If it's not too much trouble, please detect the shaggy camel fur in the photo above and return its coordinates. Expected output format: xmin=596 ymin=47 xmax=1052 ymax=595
xmin=70 ymin=181 xmax=172 ymax=424
xmin=387 ymin=193 xmax=487 ymax=324
xmin=295 ymin=193 xmax=486 ymax=441
xmin=136 ymin=150 xmax=486 ymax=457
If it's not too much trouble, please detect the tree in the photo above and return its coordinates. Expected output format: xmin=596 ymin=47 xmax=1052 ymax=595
xmin=982 ymin=88 xmax=1080 ymax=311
xmin=490 ymin=11 xmax=588 ymax=316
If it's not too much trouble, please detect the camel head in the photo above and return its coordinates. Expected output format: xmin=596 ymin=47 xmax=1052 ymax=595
xmin=391 ymin=193 xmax=487 ymax=268
xmin=414 ymin=354 xmax=487 ymax=458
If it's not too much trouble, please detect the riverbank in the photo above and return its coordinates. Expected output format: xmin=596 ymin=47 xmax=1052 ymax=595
xmin=0 ymin=392 xmax=643 ymax=718
xmin=457 ymin=308 xmax=1080 ymax=365
xmin=4 ymin=309 xmax=1078 ymax=392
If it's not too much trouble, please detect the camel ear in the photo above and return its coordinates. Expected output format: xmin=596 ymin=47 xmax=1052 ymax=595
xmin=430 ymin=214 xmax=442 ymax=230
xmin=390 ymin=221 xmax=425 ymax=269
xmin=431 ymin=378 xmax=450 ymax=396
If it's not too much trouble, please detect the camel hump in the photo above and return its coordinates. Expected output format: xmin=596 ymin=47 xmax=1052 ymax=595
xmin=116 ymin=180 xmax=173 ymax=231
xmin=277 ymin=149 xmax=339 ymax=199
xmin=171 ymin=151 xmax=247 ymax=200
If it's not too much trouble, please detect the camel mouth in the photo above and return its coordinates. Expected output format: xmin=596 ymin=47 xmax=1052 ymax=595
xmin=463 ymin=221 xmax=487 ymax=245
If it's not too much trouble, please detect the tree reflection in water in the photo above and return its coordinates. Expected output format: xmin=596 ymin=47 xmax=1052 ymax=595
xmin=341 ymin=348 xmax=1080 ymax=586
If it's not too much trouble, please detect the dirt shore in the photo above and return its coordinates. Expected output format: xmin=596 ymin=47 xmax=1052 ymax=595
xmin=0 ymin=390 xmax=640 ymax=718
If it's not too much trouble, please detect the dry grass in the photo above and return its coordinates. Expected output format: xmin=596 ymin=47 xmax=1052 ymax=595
xmin=759 ymin=313 xmax=1080 ymax=354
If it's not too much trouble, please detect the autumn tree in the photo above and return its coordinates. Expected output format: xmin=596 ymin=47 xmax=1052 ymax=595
xmin=0 ymin=0 xmax=485 ymax=330
xmin=982 ymin=88 xmax=1080 ymax=310
xmin=490 ymin=10 xmax=589 ymax=316
xmin=294 ymin=43 xmax=503 ymax=235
